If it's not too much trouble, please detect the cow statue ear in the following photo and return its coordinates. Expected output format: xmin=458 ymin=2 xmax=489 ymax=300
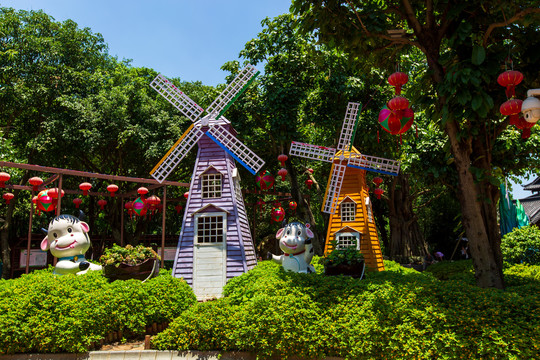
xmin=79 ymin=221 xmax=90 ymax=233
xmin=305 ymin=223 xmax=314 ymax=238
xmin=276 ymin=228 xmax=285 ymax=239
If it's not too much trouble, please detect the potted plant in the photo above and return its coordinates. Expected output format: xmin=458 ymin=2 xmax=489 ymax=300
xmin=323 ymin=241 xmax=365 ymax=279
xmin=100 ymin=244 xmax=160 ymax=282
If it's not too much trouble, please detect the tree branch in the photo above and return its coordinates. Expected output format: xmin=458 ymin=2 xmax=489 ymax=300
xmin=483 ymin=8 xmax=540 ymax=47
xmin=401 ymin=0 xmax=423 ymax=35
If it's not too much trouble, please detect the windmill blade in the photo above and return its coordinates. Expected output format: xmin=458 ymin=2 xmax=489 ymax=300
xmin=289 ymin=141 xmax=336 ymax=163
xmin=347 ymin=153 xmax=400 ymax=176
xmin=322 ymin=163 xmax=347 ymax=214
xmin=206 ymin=65 xmax=259 ymax=119
xmin=337 ymin=102 xmax=361 ymax=151
xmin=206 ymin=125 xmax=265 ymax=175
xmin=150 ymin=124 xmax=205 ymax=183
xmin=151 ymin=74 xmax=204 ymax=122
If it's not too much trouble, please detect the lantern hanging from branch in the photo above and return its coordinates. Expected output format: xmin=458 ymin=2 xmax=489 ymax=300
xmin=97 ymin=199 xmax=107 ymax=211
xmin=497 ymin=70 xmax=523 ymax=98
xmin=32 ymin=196 xmax=39 ymax=215
xmin=500 ymin=98 xmax=523 ymax=126
xmin=387 ymin=96 xmax=409 ymax=111
xmin=278 ymin=168 xmax=288 ymax=181
xmin=184 ymin=191 xmax=189 ymax=200
xmin=307 ymin=168 xmax=314 ymax=174
xmin=278 ymin=154 xmax=288 ymax=167
xmin=73 ymin=198 xmax=82 ymax=209
xmin=107 ymin=184 xmax=119 ymax=197
xmin=146 ymin=195 xmax=161 ymax=215
xmin=372 ymin=177 xmax=383 ymax=188
xmin=288 ymin=201 xmax=297 ymax=212
xmin=388 ymin=71 xmax=408 ymax=95
xmin=515 ymin=116 xmax=535 ymax=139
xmin=125 ymin=201 xmax=134 ymax=219
xmin=47 ymin=188 xmax=65 ymax=199
xmin=79 ymin=182 xmax=92 ymax=196
xmin=29 ymin=177 xmax=43 ymax=192
xmin=378 ymin=106 xmax=414 ymax=136
xmin=0 ymin=172 xmax=10 ymax=188
xmin=132 ymin=197 xmax=147 ymax=217
xmin=3 ymin=192 xmax=14 ymax=205
xmin=305 ymin=179 xmax=313 ymax=189
xmin=256 ymin=170 xmax=275 ymax=191
xmin=374 ymin=188 xmax=384 ymax=200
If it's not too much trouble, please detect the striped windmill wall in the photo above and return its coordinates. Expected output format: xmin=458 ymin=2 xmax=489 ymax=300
xmin=172 ymin=123 xmax=257 ymax=300
xmin=323 ymin=149 xmax=385 ymax=271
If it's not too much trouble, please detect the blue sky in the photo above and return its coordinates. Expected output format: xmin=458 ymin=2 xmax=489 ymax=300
xmin=1 ymin=0 xmax=292 ymax=85
xmin=1 ymin=0 xmax=537 ymax=199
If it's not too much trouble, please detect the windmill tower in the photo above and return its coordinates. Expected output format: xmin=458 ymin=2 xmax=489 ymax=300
xmin=289 ymin=102 xmax=400 ymax=271
xmin=150 ymin=65 xmax=264 ymax=300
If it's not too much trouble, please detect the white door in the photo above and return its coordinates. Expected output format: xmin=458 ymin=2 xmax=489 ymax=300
xmin=193 ymin=212 xmax=227 ymax=301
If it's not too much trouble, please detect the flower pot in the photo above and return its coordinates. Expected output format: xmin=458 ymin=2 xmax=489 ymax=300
xmin=103 ymin=258 xmax=160 ymax=282
xmin=324 ymin=260 xmax=365 ymax=279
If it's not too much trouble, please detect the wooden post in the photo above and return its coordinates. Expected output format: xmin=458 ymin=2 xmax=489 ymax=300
xmin=252 ymin=203 xmax=257 ymax=243
xmin=120 ymin=197 xmax=124 ymax=246
xmin=161 ymin=186 xmax=167 ymax=269
xmin=26 ymin=190 xmax=34 ymax=274
xmin=55 ymin=174 xmax=63 ymax=216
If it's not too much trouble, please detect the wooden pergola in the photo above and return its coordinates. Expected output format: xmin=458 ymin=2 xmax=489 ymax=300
xmin=0 ymin=161 xmax=189 ymax=273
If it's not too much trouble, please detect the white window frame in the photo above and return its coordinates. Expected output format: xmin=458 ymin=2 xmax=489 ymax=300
xmin=336 ymin=232 xmax=360 ymax=250
xmin=340 ymin=201 xmax=356 ymax=222
xmin=194 ymin=212 xmax=227 ymax=244
xmin=201 ymin=173 xmax=222 ymax=199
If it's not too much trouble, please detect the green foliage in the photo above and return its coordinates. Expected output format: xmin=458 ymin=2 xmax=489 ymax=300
xmin=153 ymin=261 xmax=540 ymax=359
xmin=0 ymin=268 xmax=196 ymax=354
xmin=99 ymin=244 xmax=160 ymax=267
xmin=501 ymin=225 xmax=540 ymax=265
xmin=322 ymin=241 xmax=364 ymax=267
xmin=425 ymin=260 xmax=475 ymax=284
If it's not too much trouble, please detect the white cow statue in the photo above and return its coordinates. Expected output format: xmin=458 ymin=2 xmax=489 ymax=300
xmin=270 ymin=222 xmax=316 ymax=273
xmin=41 ymin=214 xmax=102 ymax=275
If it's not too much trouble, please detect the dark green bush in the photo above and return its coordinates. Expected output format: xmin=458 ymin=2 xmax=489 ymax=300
xmin=0 ymin=267 xmax=196 ymax=354
xmin=425 ymin=259 xmax=475 ymax=283
xmin=153 ymin=261 xmax=540 ymax=359
xmin=501 ymin=225 xmax=540 ymax=265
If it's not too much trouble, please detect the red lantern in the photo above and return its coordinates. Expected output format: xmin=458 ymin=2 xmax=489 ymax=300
xmin=374 ymin=188 xmax=384 ymax=200
xmin=388 ymin=72 xmax=409 ymax=95
xmin=500 ymin=99 xmax=523 ymax=126
xmin=29 ymin=177 xmax=43 ymax=192
xmin=0 ymin=172 xmax=10 ymax=188
xmin=278 ymin=154 xmax=288 ymax=167
xmin=256 ymin=170 xmax=275 ymax=190
xmin=137 ymin=187 xmax=149 ymax=199
xmin=73 ymin=198 xmax=82 ymax=209
xmin=184 ymin=191 xmax=189 ymax=200
xmin=305 ymin=179 xmax=313 ymax=189
xmin=373 ymin=177 xmax=383 ymax=187
xmin=278 ymin=168 xmax=288 ymax=181
xmin=515 ymin=116 xmax=535 ymax=139
xmin=146 ymin=195 xmax=161 ymax=214
xmin=3 ymin=192 xmax=14 ymax=205
xmin=79 ymin=182 xmax=92 ymax=196
xmin=125 ymin=201 xmax=134 ymax=219
xmin=387 ymin=96 xmax=409 ymax=111
xmin=271 ymin=206 xmax=285 ymax=223
xmin=497 ymin=70 xmax=523 ymax=98
xmin=175 ymin=203 xmax=183 ymax=214
xmin=256 ymin=199 xmax=265 ymax=211
xmin=47 ymin=188 xmax=64 ymax=199
xmin=288 ymin=201 xmax=297 ymax=212
xmin=107 ymin=184 xmax=119 ymax=197
xmin=37 ymin=190 xmax=55 ymax=213
xmin=97 ymin=199 xmax=107 ymax=210
xmin=307 ymin=168 xmax=314 ymax=174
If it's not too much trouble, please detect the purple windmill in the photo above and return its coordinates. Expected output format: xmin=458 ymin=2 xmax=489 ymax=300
xmin=150 ymin=65 xmax=264 ymax=300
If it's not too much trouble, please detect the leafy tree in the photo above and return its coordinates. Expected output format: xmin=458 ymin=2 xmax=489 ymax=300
xmin=292 ymin=0 xmax=540 ymax=288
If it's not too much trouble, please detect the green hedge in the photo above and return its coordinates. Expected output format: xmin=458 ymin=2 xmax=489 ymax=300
xmin=152 ymin=261 xmax=540 ymax=359
xmin=501 ymin=225 xmax=540 ymax=265
xmin=0 ymin=267 xmax=196 ymax=354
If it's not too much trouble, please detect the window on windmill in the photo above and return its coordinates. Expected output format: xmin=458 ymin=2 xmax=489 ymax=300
xmin=196 ymin=215 xmax=225 ymax=243
xmin=202 ymin=173 xmax=222 ymax=198
xmin=340 ymin=201 xmax=356 ymax=222
xmin=336 ymin=233 xmax=360 ymax=250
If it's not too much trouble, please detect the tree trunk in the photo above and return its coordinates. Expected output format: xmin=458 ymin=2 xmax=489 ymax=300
xmin=445 ymin=120 xmax=504 ymax=288
xmin=387 ymin=172 xmax=429 ymax=263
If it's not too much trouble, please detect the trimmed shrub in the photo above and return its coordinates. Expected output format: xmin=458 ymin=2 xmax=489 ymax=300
xmin=501 ymin=225 xmax=540 ymax=265
xmin=0 ymin=267 xmax=196 ymax=354
xmin=153 ymin=261 xmax=540 ymax=359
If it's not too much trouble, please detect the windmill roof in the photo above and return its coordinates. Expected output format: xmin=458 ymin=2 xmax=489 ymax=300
xmin=518 ymin=193 xmax=540 ymax=224
xmin=523 ymin=177 xmax=540 ymax=191
xmin=191 ymin=204 xmax=230 ymax=215
xmin=332 ymin=226 xmax=363 ymax=235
